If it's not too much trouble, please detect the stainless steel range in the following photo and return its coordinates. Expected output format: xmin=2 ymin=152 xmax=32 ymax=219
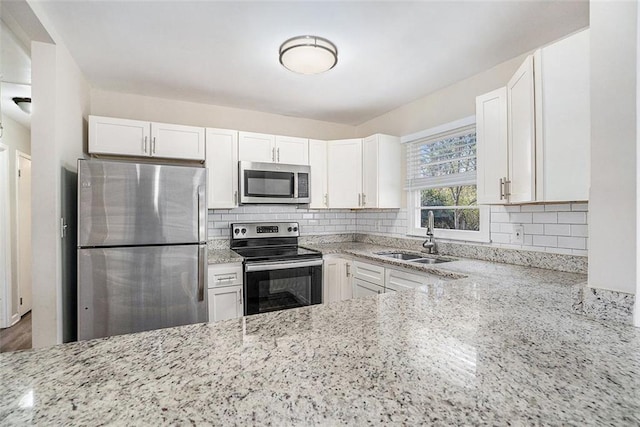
xmin=230 ymin=222 xmax=323 ymax=315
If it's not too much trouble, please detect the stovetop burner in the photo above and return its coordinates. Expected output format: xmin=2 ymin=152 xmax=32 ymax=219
xmin=232 ymin=245 xmax=321 ymax=263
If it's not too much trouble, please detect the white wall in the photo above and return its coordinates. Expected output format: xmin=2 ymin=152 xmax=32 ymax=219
xmin=30 ymin=39 xmax=90 ymax=348
xmin=90 ymin=89 xmax=356 ymax=141
xmin=589 ymin=1 xmax=637 ymax=295
xmin=0 ymin=115 xmax=30 ymax=323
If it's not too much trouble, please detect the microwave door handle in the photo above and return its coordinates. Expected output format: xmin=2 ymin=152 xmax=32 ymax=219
xmin=293 ymin=173 xmax=298 ymax=199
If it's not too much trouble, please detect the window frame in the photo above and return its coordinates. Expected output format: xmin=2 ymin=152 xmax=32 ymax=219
xmin=403 ymin=116 xmax=490 ymax=243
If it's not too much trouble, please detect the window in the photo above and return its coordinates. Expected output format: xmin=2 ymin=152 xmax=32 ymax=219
xmin=405 ymin=117 xmax=489 ymax=242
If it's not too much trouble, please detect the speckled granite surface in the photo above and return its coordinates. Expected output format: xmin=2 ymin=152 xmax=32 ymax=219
xmin=207 ymin=248 xmax=243 ymax=265
xmin=572 ymin=285 xmax=635 ymax=324
xmin=3 ymin=251 xmax=636 ymax=425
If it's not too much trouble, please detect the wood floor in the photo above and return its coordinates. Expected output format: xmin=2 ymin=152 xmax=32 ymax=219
xmin=0 ymin=312 xmax=32 ymax=353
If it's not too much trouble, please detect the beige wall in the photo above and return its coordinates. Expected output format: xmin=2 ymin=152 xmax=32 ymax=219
xmin=31 ymin=40 xmax=90 ymax=348
xmin=354 ymin=54 xmax=527 ymax=137
xmin=588 ymin=1 xmax=637 ymax=296
xmin=90 ymin=89 xmax=356 ymax=140
xmin=0 ymin=115 xmax=30 ymax=323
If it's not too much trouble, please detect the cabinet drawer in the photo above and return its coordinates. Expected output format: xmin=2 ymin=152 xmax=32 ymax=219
xmin=353 ymin=261 xmax=385 ymax=287
xmin=208 ymin=263 xmax=243 ymax=288
xmin=353 ymin=277 xmax=384 ymax=299
xmin=385 ymin=269 xmax=447 ymax=292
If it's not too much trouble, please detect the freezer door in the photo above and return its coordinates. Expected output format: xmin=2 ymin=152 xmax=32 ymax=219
xmin=78 ymin=244 xmax=207 ymax=340
xmin=78 ymin=160 xmax=207 ymax=247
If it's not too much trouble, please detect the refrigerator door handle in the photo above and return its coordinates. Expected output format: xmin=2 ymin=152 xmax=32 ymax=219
xmin=198 ymin=244 xmax=206 ymax=302
xmin=197 ymin=185 xmax=206 ymax=242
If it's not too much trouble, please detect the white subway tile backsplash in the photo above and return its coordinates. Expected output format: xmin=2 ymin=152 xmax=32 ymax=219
xmin=571 ymin=224 xmax=588 ymax=237
xmin=544 ymin=224 xmax=571 ymax=236
xmin=491 ymin=213 xmax=510 ymax=223
xmin=557 ymin=236 xmax=587 ymax=250
xmin=524 ymin=224 xmax=544 ymax=235
xmin=558 ymin=212 xmax=587 ymax=224
xmin=544 ymin=203 xmax=572 ymax=212
xmin=533 ymin=235 xmax=558 ymax=247
xmin=571 ymin=203 xmax=588 ymax=211
xmin=532 ymin=212 xmax=558 ymax=223
xmin=510 ymin=213 xmax=533 ymax=223
xmin=520 ymin=205 xmax=546 ymax=212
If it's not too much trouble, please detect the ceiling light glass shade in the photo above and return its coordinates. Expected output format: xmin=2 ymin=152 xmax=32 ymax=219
xmin=279 ymin=36 xmax=338 ymax=75
xmin=12 ymin=97 xmax=31 ymax=114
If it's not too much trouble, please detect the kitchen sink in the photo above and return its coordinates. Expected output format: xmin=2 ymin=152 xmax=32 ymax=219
xmin=375 ymin=251 xmax=454 ymax=264
xmin=409 ymin=257 xmax=452 ymax=264
xmin=375 ymin=252 xmax=424 ymax=260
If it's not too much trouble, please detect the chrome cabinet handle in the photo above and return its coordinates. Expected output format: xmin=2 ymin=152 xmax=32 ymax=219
xmin=362 ymin=193 xmax=366 ymax=206
xmin=217 ymin=276 xmax=235 ymax=282
xmin=152 ymin=137 xmax=157 ymax=155
xmin=271 ymin=147 xmax=275 ymax=162
xmin=358 ymin=193 xmax=362 ymax=207
xmin=239 ymin=289 xmax=243 ymax=305
xmin=277 ymin=147 xmax=280 ymax=162
xmin=346 ymin=263 xmax=351 ymax=277
xmin=323 ymin=193 xmax=328 ymax=207
xmin=234 ymin=190 xmax=238 ymax=205
xmin=500 ymin=178 xmax=505 ymax=200
xmin=143 ymin=136 xmax=148 ymax=154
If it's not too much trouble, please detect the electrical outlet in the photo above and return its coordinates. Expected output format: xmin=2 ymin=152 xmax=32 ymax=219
xmin=512 ymin=225 xmax=524 ymax=244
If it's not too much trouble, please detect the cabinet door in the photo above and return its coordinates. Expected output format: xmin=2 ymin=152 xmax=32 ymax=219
xmin=535 ymin=30 xmax=590 ymax=202
xmin=323 ymin=258 xmax=343 ymax=304
xmin=238 ymin=131 xmax=276 ymax=163
xmin=89 ymin=115 xmax=150 ymax=157
xmin=309 ymin=139 xmax=328 ymax=208
xmin=327 ymin=139 xmax=363 ymax=208
xmin=353 ymin=261 xmax=385 ymax=287
xmin=476 ymin=87 xmax=509 ymax=204
xmin=206 ymin=128 xmax=239 ymax=209
xmin=207 ymin=285 xmax=243 ymax=322
xmin=275 ymin=136 xmax=309 ymax=165
xmin=151 ymin=122 xmax=205 ymax=161
xmin=385 ymin=269 xmax=442 ymax=292
xmin=362 ymin=135 xmax=379 ymax=208
xmin=353 ymin=278 xmax=383 ymax=299
xmin=507 ymin=55 xmax=536 ymax=203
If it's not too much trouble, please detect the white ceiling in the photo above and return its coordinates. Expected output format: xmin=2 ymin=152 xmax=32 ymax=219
xmin=37 ymin=1 xmax=588 ymax=126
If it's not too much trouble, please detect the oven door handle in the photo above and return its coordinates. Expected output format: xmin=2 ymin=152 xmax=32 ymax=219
xmin=245 ymin=259 xmax=323 ymax=272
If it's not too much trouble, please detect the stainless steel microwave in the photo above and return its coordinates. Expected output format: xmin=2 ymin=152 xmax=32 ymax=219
xmin=239 ymin=161 xmax=310 ymax=204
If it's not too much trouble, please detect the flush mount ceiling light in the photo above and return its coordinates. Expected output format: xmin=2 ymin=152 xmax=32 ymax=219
xmin=12 ymin=97 xmax=31 ymax=114
xmin=279 ymin=36 xmax=338 ymax=75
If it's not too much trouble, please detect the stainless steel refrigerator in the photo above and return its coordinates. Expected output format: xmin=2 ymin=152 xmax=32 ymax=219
xmin=77 ymin=159 xmax=208 ymax=340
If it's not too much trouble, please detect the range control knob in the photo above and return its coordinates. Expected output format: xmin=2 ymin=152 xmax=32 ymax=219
xmin=293 ymin=227 xmax=298 ymax=232
xmin=241 ymin=228 xmax=247 ymax=234
xmin=288 ymin=227 xmax=293 ymax=232
xmin=234 ymin=228 xmax=240 ymax=235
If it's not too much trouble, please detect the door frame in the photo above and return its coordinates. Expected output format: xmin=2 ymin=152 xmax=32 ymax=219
xmin=15 ymin=150 xmax=31 ymax=317
xmin=0 ymin=143 xmax=15 ymax=328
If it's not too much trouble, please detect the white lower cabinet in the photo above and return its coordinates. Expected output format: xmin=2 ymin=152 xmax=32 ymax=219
xmin=385 ymin=268 xmax=439 ymax=292
xmin=207 ymin=263 xmax=243 ymax=322
xmin=323 ymin=256 xmax=352 ymax=303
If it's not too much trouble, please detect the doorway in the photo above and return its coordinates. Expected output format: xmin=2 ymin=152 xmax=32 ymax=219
xmin=16 ymin=151 xmax=31 ymax=316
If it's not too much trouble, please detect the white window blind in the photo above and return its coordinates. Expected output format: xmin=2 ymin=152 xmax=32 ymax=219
xmin=406 ymin=124 xmax=477 ymax=190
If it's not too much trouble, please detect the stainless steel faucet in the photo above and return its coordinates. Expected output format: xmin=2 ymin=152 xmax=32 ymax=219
xmin=422 ymin=210 xmax=436 ymax=254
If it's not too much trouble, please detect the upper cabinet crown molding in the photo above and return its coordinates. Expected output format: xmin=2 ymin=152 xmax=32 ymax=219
xmin=88 ymin=115 xmax=205 ymax=161
xmin=476 ymin=29 xmax=590 ymax=205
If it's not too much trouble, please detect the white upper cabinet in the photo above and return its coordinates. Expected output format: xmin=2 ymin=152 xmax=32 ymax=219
xmin=535 ymin=29 xmax=590 ymax=202
xmin=476 ymin=87 xmax=508 ymax=204
xmin=238 ymin=131 xmax=276 ymax=163
xmin=205 ymin=128 xmax=239 ymax=209
xmin=327 ymin=139 xmax=363 ymax=208
xmin=151 ymin=122 xmax=205 ymax=161
xmin=309 ymin=139 xmax=328 ymax=208
xmin=362 ymin=134 xmax=401 ymax=208
xmin=275 ymin=135 xmax=309 ymax=165
xmin=89 ymin=116 xmax=150 ymax=157
xmin=238 ymin=132 xmax=309 ymax=165
xmin=507 ymin=55 xmax=536 ymax=204
xmin=88 ymin=115 xmax=204 ymax=161
xmin=475 ymin=30 xmax=590 ymax=205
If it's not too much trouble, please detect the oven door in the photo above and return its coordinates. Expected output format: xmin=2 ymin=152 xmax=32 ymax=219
xmin=244 ymin=259 xmax=323 ymax=315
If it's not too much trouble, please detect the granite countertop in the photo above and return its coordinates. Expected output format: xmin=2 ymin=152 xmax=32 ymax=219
xmin=2 ymin=247 xmax=639 ymax=424
xmin=207 ymin=248 xmax=243 ymax=265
